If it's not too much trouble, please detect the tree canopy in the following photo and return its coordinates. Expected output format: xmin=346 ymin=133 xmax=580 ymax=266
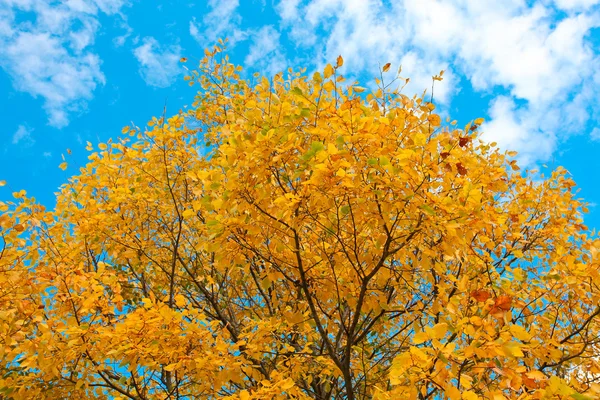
xmin=2 ymin=46 xmax=600 ymax=399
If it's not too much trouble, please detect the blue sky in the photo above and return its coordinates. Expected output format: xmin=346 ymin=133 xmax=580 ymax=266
xmin=1 ymin=0 xmax=600 ymax=229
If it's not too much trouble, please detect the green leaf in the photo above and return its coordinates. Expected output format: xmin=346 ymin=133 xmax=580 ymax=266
xmin=291 ymin=86 xmax=303 ymax=96
xmin=301 ymin=141 xmax=325 ymax=161
xmin=421 ymin=205 xmax=436 ymax=216
xmin=571 ymin=394 xmax=592 ymax=400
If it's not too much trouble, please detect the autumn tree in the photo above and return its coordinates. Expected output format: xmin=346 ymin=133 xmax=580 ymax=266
xmin=2 ymin=46 xmax=600 ymax=400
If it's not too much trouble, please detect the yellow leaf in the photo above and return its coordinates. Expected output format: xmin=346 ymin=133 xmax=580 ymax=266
xmin=323 ymin=80 xmax=335 ymax=92
xmin=336 ymin=55 xmax=344 ymax=68
xmin=382 ymin=62 xmax=391 ymax=72
xmin=409 ymin=346 xmax=428 ymax=361
xmin=430 ymin=323 xmax=448 ymax=340
xmin=414 ymin=133 xmax=427 ymax=146
xmin=142 ymin=298 xmax=152 ymax=308
xmin=428 ymin=114 xmax=441 ymax=127
xmin=526 ymin=370 xmax=546 ymax=380
xmin=164 ymin=364 xmax=177 ymax=372
xmin=413 ymin=331 xmax=429 ymax=344
xmin=121 ymin=126 xmax=130 ymax=134
xmin=463 ymin=391 xmax=479 ymax=400
xmin=174 ymin=294 xmax=186 ymax=308
xmin=0 ymin=180 xmax=5 ymax=187
xmin=509 ymin=324 xmax=532 ymax=342
xmin=313 ymin=71 xmax=322 ymax=83
xmin=324 ymin=64 xmax=334 ymax=79
xmin=239 ymin=390 xmax=250 ymax=400
xmin=445 ymin=386 xmax=461 ymax=400
xmin=280 ymin=378 xmax=295 ymax=390
xmin=474 ymin=118 xmax=485 ymax=125
xmin=502 ymin=341 xmax=524 ymax=357
xmin=182 ymin=209 xmax=195 ymax=218
xmin=59 ymin=162 xmax=68 ymax=171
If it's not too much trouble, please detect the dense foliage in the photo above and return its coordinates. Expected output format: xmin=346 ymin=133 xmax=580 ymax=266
xmin=1 ymin=46 xmax=600 ymax=399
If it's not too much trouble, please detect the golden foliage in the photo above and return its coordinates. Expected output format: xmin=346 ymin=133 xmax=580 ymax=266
xmin=1 ymin=46 xmax=599 ymax=399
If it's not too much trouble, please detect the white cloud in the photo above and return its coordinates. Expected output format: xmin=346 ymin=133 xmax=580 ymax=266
xmin=3 ymin=31 xmax=104 ymax=128
xmin=92 ymin=0 xmax=129 ymax=14
xmin=591 ymin=127 xmax=600 ymax=141
xmin=274 ymin=0 xmax=600 ymax=164
xmin=12 ymin=125 xmax=34 ymax=146
xmin=277 ymin=0 xmax=301 ymax=20
xmin=244 ymin=26 xmax=287 ymax=76
xmin=457 ymin=8 xmax=595 ymax=104
xmin=112 ymin=17 xmax=133 ymax=47
xmin=133 ymin=37 xmax=181 ymax=88
xmin=554 ymin=0 xmax=600 ymax=11
xmin=481 ymin=97 xmax=555 ymax=166
xmin=275 ymin=0 xmax=454 ymax=104
xmin=189 ymin=0 xmax=247 ymax=46
xmin=0 ymin=0 xmax=128 ymax=128
xmin=189 ymin=19 xmax=200 ymax=41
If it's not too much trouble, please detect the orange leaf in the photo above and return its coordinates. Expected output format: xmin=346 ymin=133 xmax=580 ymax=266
xmin=471 ymin=290 xmax=491 ymax=302
xmin=456 ymin=162 xmax=467 ymax=175
xmin=494 ymin=295 xmax=512 ymax=311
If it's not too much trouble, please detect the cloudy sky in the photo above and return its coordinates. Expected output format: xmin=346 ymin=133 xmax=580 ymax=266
xmin=1 ymin=0 xmax=600 ymax=227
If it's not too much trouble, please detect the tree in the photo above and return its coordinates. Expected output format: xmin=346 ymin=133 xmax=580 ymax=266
xmin=1 ymin=45 xmax=600 ymax=400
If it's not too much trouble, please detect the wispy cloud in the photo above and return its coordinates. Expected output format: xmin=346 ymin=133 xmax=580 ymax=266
xmin=4 ymin=31 xmax=104 ymax=128
xmin=0 ymin=0 xmax=128 ymax=128
xmin=12 ymin=124 xmax=34 ymax=146
xmin=244 ymin=26 xmax=286 ymax=76
xmin=189 ymin=0 xmax=246 ymax=46
xmin=112 ymin=16 xmax=134 ymax=47
xmin=133 ymin=37 xmax=182 ymax=88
